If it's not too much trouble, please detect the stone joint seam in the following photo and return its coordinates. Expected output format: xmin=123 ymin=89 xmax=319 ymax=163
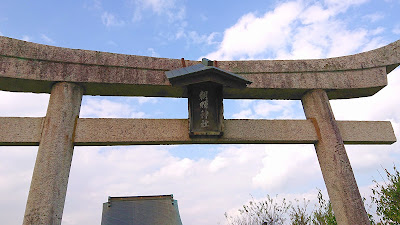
xmin=309 ymin=118 xmax=322 ymax=142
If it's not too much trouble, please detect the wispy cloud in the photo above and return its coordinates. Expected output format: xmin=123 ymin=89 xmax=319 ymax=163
xmin=323 ymin=0 xmax=369 ymax=13
xmin=40 ymin=34 xmax=55 ymax=44
xmin=147 ymin=48 xmax=160 ymax=57
xmin=363 ymin=12 xmax=384 ymax=23
xmin=132 ymin=0 xmax=186 ymax=23
xmin=188 ymin=31 xmax=219 ymax=45
xmin=106 ymin=40 xmax=117 ymax=46
xmin=84 ymin=0 xmax=102 ymax=11
xmin=85 ymin=1 xmax=126 ymax=28
xmin=101 ymin=12 xmax=125 ymax=27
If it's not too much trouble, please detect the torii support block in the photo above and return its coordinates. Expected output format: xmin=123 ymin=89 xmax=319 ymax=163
xmin=301 ymin=89 xmax=370 ymax=225
xmin=23 ymin=82 xmax=83 ymax=225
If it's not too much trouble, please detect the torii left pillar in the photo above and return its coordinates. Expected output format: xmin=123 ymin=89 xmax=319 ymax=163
xmin=23 ymin=82 xmax=83 ymax=225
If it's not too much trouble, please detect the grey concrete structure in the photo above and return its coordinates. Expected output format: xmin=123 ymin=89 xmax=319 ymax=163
xmin=101 ymin=195 xmax=183 ymax=225
xmin=302 ymin=89 xmax=370 ymax=224
xmin=1 ymin=36 xmax=399 ymax=224
xmin=23 ymin=82 xmax=83 ymax=225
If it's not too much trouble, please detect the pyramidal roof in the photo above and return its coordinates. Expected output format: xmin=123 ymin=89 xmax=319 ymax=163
xmin=166 ymin=58 xmax=252 ymax=88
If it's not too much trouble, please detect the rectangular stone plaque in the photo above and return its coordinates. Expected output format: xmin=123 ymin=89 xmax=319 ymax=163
xmin=188 ymin=82 xmax=223 ymax=136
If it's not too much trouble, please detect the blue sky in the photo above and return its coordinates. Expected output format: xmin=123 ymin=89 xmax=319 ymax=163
xmin=1 ymin=0 xmax=400 ymax=224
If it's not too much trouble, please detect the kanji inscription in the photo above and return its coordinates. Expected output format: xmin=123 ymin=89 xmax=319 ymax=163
xmin=188 ymin=82 xmax=223 ymax=136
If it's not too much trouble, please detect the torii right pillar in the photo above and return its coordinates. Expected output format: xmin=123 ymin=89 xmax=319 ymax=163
xmin=302 ymin=89 xmax=370 ymax=225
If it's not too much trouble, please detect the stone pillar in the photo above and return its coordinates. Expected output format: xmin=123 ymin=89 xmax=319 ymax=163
xmin=23 ymin=82 xmax=84 ymax=225
xmin=301 ymin=89 xmax=369 ymax=225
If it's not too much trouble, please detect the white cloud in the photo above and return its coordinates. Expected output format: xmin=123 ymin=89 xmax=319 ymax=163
xmin=323 ymin=0 xmax=369 ymax=13
xmin=53 ymin=144 xmax=331 ymax=224
xmin=0 ymin=91 xmax=49 ymax=117
xmin=188 ymin=31 xmax=219 ymax=45
xmin=206 ymin=1 xmax=303 ymax=60
xmin=253 ymin=101 xmax=282 ymax=117
xmin=208 ymin=156 xmax=228 ymax=172
xmin=326 ymin=27 xmax=368 ymax=57
xmin=300 ymin=4 xmax=332 ymax=24
xmin=80 ymin=97 xmax=146 ymax=118
xmin=347 ymin=145 xmax=396 ymax=173
xmin=40 ymin=34 xmax=55 ymax=44
xmin=147 ymin=47 xmax=160 ymax=57
xmin=252 ymin=145 xmax=320 ymax=191
xmin=22 ymin=35 xmax=31 ymax=42
xmin=232 ymin=109 xmax=255 ymax=119
xmin=85 ymin=1 xmax=125 ymax=28
xmin=101 ymin=12 xmax=125 ymax=27
xmin=253 ymin=100 xmax=299 ymax=118
xmin=0 ymin=147 xmax=38 ymax=225
xmin=361 ymin=36 xmax=385 ymax=52
xmin=131 ymin=0 xmax=191 ymax=48
xmin=132 ymin=0 xmax=185 ymax=23
xmin=205 ymin=0 xmax=381 ymax=60
xmin=370 ymin=27 xmax=385 ymax=36
xmin=58 ymin=145 xmax=275 ymax=225
xmin=363 ymin=12 xmax=384 ymax=23
xmin=140 ymin=157 xmax=194 ymax=184
xmin=331 ymin=69 xmax=400 ymax=121
xmin=170 ymin=28 xmax=220 ymax=51
xmin=136 ymin=96 xmax=158 ymax=104
xmin=175 ymin=27 xmax=186 ymax=40
xmin=84 ymin=0 xmax=102 ymax=11
xmin=230 ymin=100 xmax=303 ymax=119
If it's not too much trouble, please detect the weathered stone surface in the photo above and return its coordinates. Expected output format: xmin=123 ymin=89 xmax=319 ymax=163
xmin=0 ymin=118 xmax=395 ymax=145
xmin=302 ymin=89 xmax=370 ymax=225
xmin=0 ymin=36 xmax=398 ymax=99
xmin=23 ymin=82 xmax=83 ymax=225
xmin=0 ymin=117 xmax=43 ymax=145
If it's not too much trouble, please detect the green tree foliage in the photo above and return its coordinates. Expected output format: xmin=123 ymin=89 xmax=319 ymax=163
xmin=311 ymin=190 xmax=337 ymax=225
xmin=225 ymin=192 xmax=335 ymax=225
xmin=224 ymin=195 xmax=290 ymax=225
xmin=371 ymin=165 xmax=400 ymax=224
xmin=289 ymin=199 xmax=311 ymax=225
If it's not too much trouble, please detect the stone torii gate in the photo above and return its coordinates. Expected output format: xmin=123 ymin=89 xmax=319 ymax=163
xmin=0 ymin=36 xmax=399 ymax=224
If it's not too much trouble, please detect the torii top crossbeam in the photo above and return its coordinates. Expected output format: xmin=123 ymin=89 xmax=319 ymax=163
xmin=0 ymin=36 xmax=399 ymax=99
